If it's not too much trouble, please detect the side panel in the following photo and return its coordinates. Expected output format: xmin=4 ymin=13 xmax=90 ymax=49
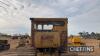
xmin=34 ymin=32 xmax=60 ymax=48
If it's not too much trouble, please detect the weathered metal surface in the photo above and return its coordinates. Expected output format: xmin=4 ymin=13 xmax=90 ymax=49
xmin=34 ymin=32 xmax=60 ymax=48
xmin=30 ymin=18 xmax=68 ymax=49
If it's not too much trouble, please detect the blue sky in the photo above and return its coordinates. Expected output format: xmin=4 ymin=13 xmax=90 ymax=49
xmin=0 ymin=0 xmax=100 ymax=35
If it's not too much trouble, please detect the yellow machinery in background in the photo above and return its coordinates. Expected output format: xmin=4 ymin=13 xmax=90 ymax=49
xmin=68 ymin=36 xmax=85 ymax=46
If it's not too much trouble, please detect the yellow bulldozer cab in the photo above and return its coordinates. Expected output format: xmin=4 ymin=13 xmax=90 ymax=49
xmin=30 ymin=18 xmax=68 ymax=48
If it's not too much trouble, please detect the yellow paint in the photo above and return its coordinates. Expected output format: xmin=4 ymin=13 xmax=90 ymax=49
xmin=68 ymin=36 xmax=84 ymax=46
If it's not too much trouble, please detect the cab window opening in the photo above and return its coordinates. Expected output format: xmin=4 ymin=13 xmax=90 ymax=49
xmin=34 ymin=24 xmax=53 ymax=30
xmin=34 ymin=21 xmax=65 ymax=31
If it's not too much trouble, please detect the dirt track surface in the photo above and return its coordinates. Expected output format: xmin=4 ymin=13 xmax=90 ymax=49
xmin=0 ymin=46 xmax=35 ymax=56
xmin=0 ymin=46 xmax=99 ymax=56
xmin=0 ymin=38 xmax=99 ymax=56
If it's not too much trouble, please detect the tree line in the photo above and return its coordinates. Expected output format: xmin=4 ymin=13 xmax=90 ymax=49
xmin=79 ymin=32 xmax=100 ymax=40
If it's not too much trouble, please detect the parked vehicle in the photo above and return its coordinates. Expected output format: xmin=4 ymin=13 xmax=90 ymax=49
xmin=0 ymin=40 xmax=10 ymax=51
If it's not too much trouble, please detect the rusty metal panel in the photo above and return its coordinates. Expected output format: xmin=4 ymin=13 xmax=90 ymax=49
xmin=30 ymin=18 xmax=68 ymax=48
xmin=34 ymin=32 xmax=60 ymax=48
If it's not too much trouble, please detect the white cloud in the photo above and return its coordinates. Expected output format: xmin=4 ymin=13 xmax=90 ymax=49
xmin=68 ymin=7 xmax=100 ymax=35
xmin=0 ymin=0 xmax=58 ymax=34
xmin=0 ymin=0 xmax=100 ymax=35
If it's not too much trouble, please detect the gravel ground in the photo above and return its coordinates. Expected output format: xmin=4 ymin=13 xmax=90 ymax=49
xmin=0 ymin=46 xmax=35 ymax=56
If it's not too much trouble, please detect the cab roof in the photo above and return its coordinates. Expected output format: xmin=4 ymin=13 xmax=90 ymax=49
xmin=30 ymin=18 xmax=68 ymax=21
